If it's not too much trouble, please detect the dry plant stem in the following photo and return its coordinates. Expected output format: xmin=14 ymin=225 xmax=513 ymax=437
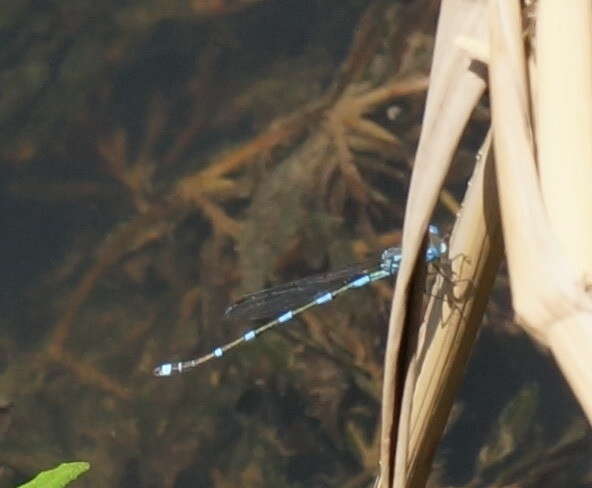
xmin=536 ymin=0 xmax=592 ymax=274
xmin=489 ymin=0 xmax=592 ymax=422
xmin=406 ymin=132 xmax=503 ymax=486
xmin=379 ymin=1 xmax=489 ymax=486
xmin=535 ymin=0 xmax=592 ymax=421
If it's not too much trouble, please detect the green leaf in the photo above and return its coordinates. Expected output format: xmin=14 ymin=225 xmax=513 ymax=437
xmin=18 ymin=462 xmax=90 ymax=488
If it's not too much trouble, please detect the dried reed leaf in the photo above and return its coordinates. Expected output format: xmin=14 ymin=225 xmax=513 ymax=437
xmin=536 ymin=0 xmax=592 ymax=269
xmin=489 ymin=0 xmax=592 ymax=423
xmin=377 ymin=2 xmax=592 ymax=487
xmin=406 ymin=132 xmax=503 ymax=486
xmin=379 ymin=1 xmax=489 ymax=486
